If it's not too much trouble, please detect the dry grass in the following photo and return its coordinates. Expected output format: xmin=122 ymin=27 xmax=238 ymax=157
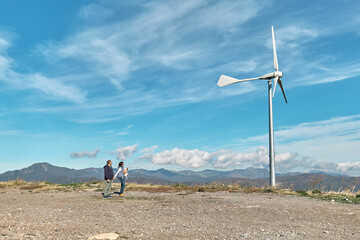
xmin=123 ymin=183 xmax=195 ymax=193
xmin=0 ymin=180 xmax=103 ymax=192
xmin=1 ymin=180 xmax=359 ymax=203
xmin=0 ymin=179 xmax=27 ymax=188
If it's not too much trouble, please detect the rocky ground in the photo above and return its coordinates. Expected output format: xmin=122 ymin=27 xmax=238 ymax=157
xmin=0 ymin=188 xmax=359 ymax=239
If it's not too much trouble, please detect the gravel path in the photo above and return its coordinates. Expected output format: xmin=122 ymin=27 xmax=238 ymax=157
xmin=0 ymin=189 xmax=359 ymax=239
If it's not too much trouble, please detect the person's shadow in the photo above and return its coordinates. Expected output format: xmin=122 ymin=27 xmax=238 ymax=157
xmin=101 ymin=192 xmax=121 ymax=195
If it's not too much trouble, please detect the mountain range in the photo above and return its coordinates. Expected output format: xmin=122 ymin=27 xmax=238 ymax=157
xmin=0 ymin=162 xmax=358 ymax=191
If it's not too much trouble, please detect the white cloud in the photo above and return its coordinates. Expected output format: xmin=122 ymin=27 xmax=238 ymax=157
xmin=336 ymin=162 xmax=360 ymax=175
xmin=144 ymin=147 xmax=213 ymax=168
xmin=135 ymin=115 xmax=360 ymax=175
xmin=138 ymin=143 xmax=359 ymax=175
xmin=70 ymin=148 xmax=99 ymax=158
xmin=212 ymin=146 xmax=308 ymax=171
xmin=234 ymin=115 xmax=360 ymax=175
xmin=110 ymin=144 xmax=138 ymax=161
xmin=138 ymin=145 xmax=159 ymax=161
xmin=138 ymin=146 xmax=306 ymax=171
xmin=311 ymin=161 xmax=360 ymax=176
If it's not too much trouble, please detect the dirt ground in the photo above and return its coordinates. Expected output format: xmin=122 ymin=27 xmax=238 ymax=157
xmin=0 ymin=188 xmax=359 ymax=239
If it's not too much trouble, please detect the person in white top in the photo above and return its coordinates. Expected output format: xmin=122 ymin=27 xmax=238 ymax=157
xmin=114 ymin=161 xmax=128 ymax=196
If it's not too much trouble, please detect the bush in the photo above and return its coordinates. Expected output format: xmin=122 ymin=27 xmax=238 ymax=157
xmin=263 ymin=188 xmax=274 ymax=193
xmin=19 ymin=183 xmax=44 ymax=190
xmin=198 ymin=187 xmax=205 ymax=192
xmin=172 ymin=183 xmax=187 ymax=188
xmin=45 ymin=182 xmax=56 ymax=186
xmin=60 ymin=183 xmax=83 ymax=189
xmin=312 ymin=189 xmax=322 ymax=194
xmin=10 ymin=179 xmax=27 ymax=186
xmin=356 ymin=194 xmax=360 ymax=198
xmin=296 ymin=190 xmax=308 ymax=196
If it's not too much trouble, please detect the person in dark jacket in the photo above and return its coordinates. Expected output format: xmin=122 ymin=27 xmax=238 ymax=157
xmin=103 ymin=160 xmax=114 ymax=198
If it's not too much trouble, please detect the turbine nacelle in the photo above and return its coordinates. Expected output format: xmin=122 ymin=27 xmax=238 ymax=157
xmin=259 ymin=71 xmax=283 ymax=80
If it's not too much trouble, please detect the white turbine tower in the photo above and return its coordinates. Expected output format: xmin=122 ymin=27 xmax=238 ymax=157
xmin=217 ymin=26 xmax=287 ymax=187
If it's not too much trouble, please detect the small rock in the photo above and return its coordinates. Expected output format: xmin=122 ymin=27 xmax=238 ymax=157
xmin=240 ymin=233 xmax=249 ymax=238
xmin=88 ymin=233 xmax=119 ymax=240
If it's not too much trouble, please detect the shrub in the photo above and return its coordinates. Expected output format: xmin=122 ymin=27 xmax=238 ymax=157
xmin=296 ymin=190 xmax=308 ymax=196
xmin=9 ymin=179 xmax=27 ymax=186
xmin=172 ymin=183 xmax=187 ymax=188
xmin=45 ymin=182 xmax=56 ymax=186
xmin=198 ymin=187 xmax=205 ymax=192
xmin=60 ymin=183 xmax=83 ymax=189
xmin=263 ymin=189 xmax=274 ymax=193
xmin=312 ymin=189 xmax=322 ymax=194
xmin=20 ymin=183 xmax=44 ymax=190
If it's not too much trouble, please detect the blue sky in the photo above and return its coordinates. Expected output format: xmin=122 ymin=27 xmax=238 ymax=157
xmin=0 ymin=0 xmax=359 ymax=176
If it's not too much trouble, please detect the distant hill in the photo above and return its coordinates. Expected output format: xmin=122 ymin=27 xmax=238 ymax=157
xmin=0 ymin=163 xmax=268 ymax=184
xmin=0 ymin=163 xmax=102 ymax=184
xmin=214 ymin=174 xmax=360 ymax=191
xmin=0 ymin=162 xmax=358 ymax=191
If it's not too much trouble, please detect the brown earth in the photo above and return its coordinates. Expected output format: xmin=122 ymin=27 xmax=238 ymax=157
xmin=0 ymin=188 xmax=359 ymax=239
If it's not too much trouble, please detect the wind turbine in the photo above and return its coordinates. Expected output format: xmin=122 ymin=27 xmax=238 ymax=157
xmin=217 ymin=26 xmax=287 ymax=187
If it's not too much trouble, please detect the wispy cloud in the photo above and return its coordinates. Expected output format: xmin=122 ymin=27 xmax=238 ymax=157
xmin=78 ymin=3 xmax=114 ymax=22
xmin=240 ymin=115 xmax=360 ymax=144
xmin=0 ymin=130 xmax=23 ymax=136
xmin=98 ymin=125 xmax=134 ymax=136
xmin=231 ymin=115 xmax=360 ymax=174
xmin=275 ymin=26 xmax=318 ymax=48
xmin=23 ymin=0 xmax=267 ymax=122
xmin=2 ymin=0 xmax=359 ymax=123
xmin=0 ymin=36 xmax=86 ymax=103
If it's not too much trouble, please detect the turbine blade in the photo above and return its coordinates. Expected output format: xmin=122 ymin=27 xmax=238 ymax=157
xmin=217 ymin=75 xmax=260 ymax=87
xmin=278 ymin=79 xmax=288 ymax=103
xmin=272 ymin=26 xmax=279 ymax=71
xmin=272 ymin=76 xmax=279 ymax=97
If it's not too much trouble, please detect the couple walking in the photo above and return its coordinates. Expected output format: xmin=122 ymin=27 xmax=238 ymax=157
xmin=103 ymin=160 xmax=128 ymax=198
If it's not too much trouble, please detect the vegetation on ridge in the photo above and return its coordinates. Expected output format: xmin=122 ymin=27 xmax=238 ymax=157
xmin=0 ymin=179 xmax=359 ymax=204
